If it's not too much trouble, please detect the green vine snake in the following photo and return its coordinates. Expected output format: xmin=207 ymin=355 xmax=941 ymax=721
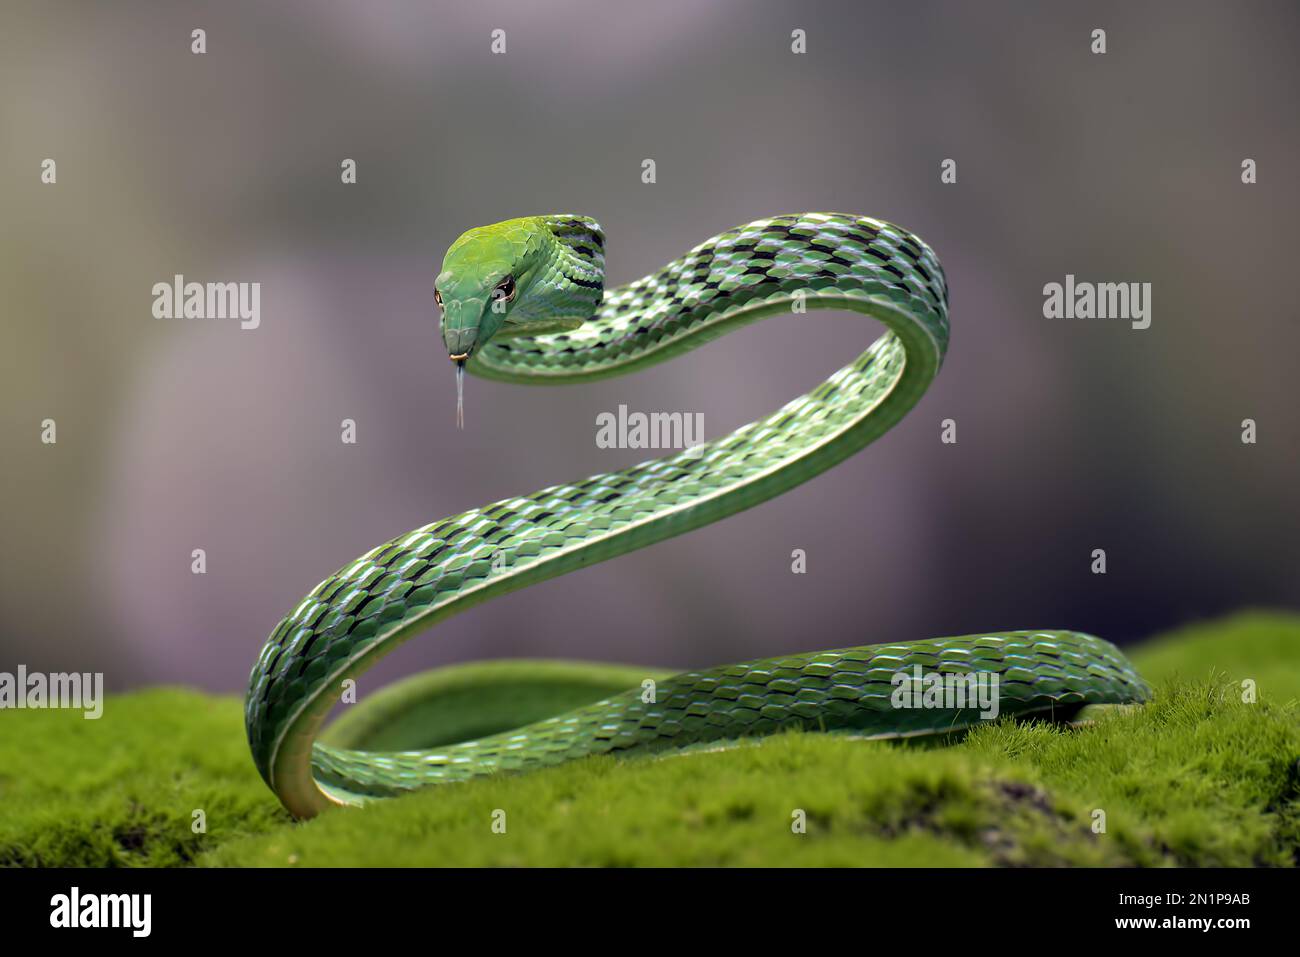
xmin=246 ymin=212 xmax=1149 ymax=818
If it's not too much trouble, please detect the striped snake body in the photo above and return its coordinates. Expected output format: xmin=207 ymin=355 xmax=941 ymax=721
xmin=246 ymin=213 xmax=1148 ymax=818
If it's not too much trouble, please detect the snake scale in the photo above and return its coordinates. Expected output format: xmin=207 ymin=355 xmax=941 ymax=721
xmin=246 ymin=212 xmax=1149 ymax=818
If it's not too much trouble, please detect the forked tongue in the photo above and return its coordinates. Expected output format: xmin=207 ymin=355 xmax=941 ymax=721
xmin=455 ymin=359 xmax=465 ymax=429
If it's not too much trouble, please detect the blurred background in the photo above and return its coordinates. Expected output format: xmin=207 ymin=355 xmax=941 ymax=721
xmin=2 ymin=0 xmax=1297 ymax=694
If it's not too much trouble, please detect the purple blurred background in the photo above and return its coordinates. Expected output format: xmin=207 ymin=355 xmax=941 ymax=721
xmin=2 ymin=1 xmax=1297 ymax=694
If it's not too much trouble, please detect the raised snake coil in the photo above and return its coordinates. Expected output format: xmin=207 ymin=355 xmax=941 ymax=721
xmin=246 ymin=212 xmax=1150 ymax=818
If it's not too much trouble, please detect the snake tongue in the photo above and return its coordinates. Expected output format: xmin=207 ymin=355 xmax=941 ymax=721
xmin=455 ymin=359 xmax=465 ymax=430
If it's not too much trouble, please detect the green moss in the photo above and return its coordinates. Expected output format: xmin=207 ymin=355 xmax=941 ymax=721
xmin=3 ymin=611 xmax=1297 ymax=867
xmin=0 ymin=691 xmax=280 ymax=867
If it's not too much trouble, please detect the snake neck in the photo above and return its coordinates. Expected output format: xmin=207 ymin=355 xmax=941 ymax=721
xmin=496 ymin=216 xmax=606 ymax=339
xmin=541 ymin=214 xmax=605 ymax=289
xmin=471 ymin=212 xmax=949 ymax=384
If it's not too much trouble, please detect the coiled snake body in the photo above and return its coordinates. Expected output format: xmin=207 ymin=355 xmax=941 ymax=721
xmin=246 ymin=213 xmax=1149 ymax=818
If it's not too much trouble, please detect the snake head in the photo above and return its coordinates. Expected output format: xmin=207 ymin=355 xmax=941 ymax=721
xmin=435 ymin=216 xmax=605 ymax=362
xmin=435 ymin=222 xmax=534 ymax=361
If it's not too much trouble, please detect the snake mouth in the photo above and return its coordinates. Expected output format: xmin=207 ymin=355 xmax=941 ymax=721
xmin=449 ymin=352 xmax=469 ymax=362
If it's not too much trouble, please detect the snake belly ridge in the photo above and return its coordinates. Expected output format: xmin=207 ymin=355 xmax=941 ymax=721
xmin=245 ymin=212 xmax=1150 ymax=818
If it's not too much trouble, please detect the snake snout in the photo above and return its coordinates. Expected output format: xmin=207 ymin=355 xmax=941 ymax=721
xmin=443 ymin=325 xmax=477 ymax=360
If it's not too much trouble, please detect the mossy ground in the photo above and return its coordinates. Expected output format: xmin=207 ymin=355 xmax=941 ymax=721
xmin=3 ymin=612 xmax=1297 ymax=867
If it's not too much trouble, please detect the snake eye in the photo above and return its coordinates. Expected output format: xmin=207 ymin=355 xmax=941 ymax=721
xmin=434 ymin=288 xmax=443 ymax=309
xmin=491 ymin=275 xmax=516 ymax=303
